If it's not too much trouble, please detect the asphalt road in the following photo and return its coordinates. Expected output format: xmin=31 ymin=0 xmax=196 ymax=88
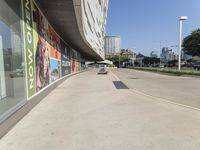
xmin=112 ymin=68 xmax=200 ymax=109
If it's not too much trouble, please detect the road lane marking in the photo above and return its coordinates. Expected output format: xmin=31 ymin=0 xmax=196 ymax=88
xmin=109 ymin=70 xmax=120 ymax=81
xmin=129 ymin=89 xmax=200 ymax=112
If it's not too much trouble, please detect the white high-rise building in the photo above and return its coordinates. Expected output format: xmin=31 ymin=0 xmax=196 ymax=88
xmin=104 ymin=36 xmax=121 ymax=57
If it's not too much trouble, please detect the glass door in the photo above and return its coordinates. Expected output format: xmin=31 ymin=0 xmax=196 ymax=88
xmin=0 ymin=0 xmax=26 ymax=122
xmin=0 ymin=36 xmax=6 ymax=99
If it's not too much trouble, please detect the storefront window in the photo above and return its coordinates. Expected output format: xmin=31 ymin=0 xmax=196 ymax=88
xmin=0 ymin=0 xmax=26 ymax=121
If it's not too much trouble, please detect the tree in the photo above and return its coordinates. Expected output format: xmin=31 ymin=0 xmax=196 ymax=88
xmin=107 ymin=55 xmax=129 ymax=67
xmin=183 ymin=29 xmax=200 ymax=56
xmin=143 ymin=57 xmax=160 ymax=65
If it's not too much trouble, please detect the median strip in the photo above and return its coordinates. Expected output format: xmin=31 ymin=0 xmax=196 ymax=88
xmin=131 ymin=67 xmax=200 ymax=77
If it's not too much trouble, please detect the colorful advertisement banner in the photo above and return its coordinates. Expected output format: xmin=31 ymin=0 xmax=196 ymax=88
xmin=23 ymin=0 xmax=36 ymax=98
xmin=61 ymin=54 xmax=71 ymax=76
xmin=50 ymin=59 xmax=61 ymax=83
xmin=33 ymin=3 xmax=50 ymax=92
xmin=23 ymin=0 xmax=83 ymax=98
xmin=49 ymin=26 xmax=61 ymax=60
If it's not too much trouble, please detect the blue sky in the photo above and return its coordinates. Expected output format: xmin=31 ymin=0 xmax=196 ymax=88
xmin=106 ymin=0 xmax=200 ymax=56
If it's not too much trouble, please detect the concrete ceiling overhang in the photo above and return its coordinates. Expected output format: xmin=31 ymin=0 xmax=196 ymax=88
xmin=34 ymin=0 xmax=103 ymax=61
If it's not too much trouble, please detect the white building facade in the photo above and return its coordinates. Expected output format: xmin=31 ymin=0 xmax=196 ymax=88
xmin=74 ymin=0 xmax=109 ymax=60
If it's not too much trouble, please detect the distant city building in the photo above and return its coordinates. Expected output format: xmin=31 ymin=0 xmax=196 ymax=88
xmin=121 ymin=48 xmax=137 ymax=65
xmin=136 ymin=53 xmax=145 ymax=66
xmin=150 ymin=51 xmax=158 ymax=58
xmin=160 ymin=47 xmax=169 ymax=62
xmin=104 ymin=36 xmax=121 ymax=57
xmin=161 ymin=47 xmax=178 ymax=63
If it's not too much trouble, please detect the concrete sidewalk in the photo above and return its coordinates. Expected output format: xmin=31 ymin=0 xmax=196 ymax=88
xmin=0 ymin=69 xmax=200 ymax=150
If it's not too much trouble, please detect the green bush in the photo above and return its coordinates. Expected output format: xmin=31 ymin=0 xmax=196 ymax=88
xmin=192 ymin=58 xmax=200 ymax=63
xmin=132 ymin=67 xmax=200 ymax=76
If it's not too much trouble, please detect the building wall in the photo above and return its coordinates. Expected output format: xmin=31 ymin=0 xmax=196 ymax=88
xmin=80 ymin=0 xmax=109 ymax=59
xmin=0 ymin=0 xmax=84 ymax=123
xmin=104 ymin=36 xmax=121 ymax=56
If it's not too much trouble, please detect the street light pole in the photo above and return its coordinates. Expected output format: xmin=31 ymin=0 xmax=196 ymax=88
xmin=178 ymin=16 xmax=188 ymax=71
xmin=119 ymin=53 xmax=120 ymax=68
xmin=159 ymin=41 xmax=162 ymax=66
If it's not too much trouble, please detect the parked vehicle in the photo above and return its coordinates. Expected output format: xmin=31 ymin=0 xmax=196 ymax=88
xmin=151 ymin=64 xmax=160 ymax=67
xmin=181 ymin=62 xmax=194 ymax=68
xmin=193 ymin=62 xmax=200 ymax=70
xmin=186 ymin=63 xmax=194 ymax=68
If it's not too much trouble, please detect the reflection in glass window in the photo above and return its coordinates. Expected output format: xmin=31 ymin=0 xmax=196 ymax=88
xmin=0 ymin=0 xmax=26 ymax=121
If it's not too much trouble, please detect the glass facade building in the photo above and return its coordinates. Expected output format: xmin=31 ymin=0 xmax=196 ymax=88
xmin=0 ymin=0 xmax=108 ymax=126
xmin=0 ymin=0 xmax=109 ymax=131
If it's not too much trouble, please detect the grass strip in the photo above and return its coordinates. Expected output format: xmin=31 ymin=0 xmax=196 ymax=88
xmin=131 ymin=67 xmax=200 ymax=76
